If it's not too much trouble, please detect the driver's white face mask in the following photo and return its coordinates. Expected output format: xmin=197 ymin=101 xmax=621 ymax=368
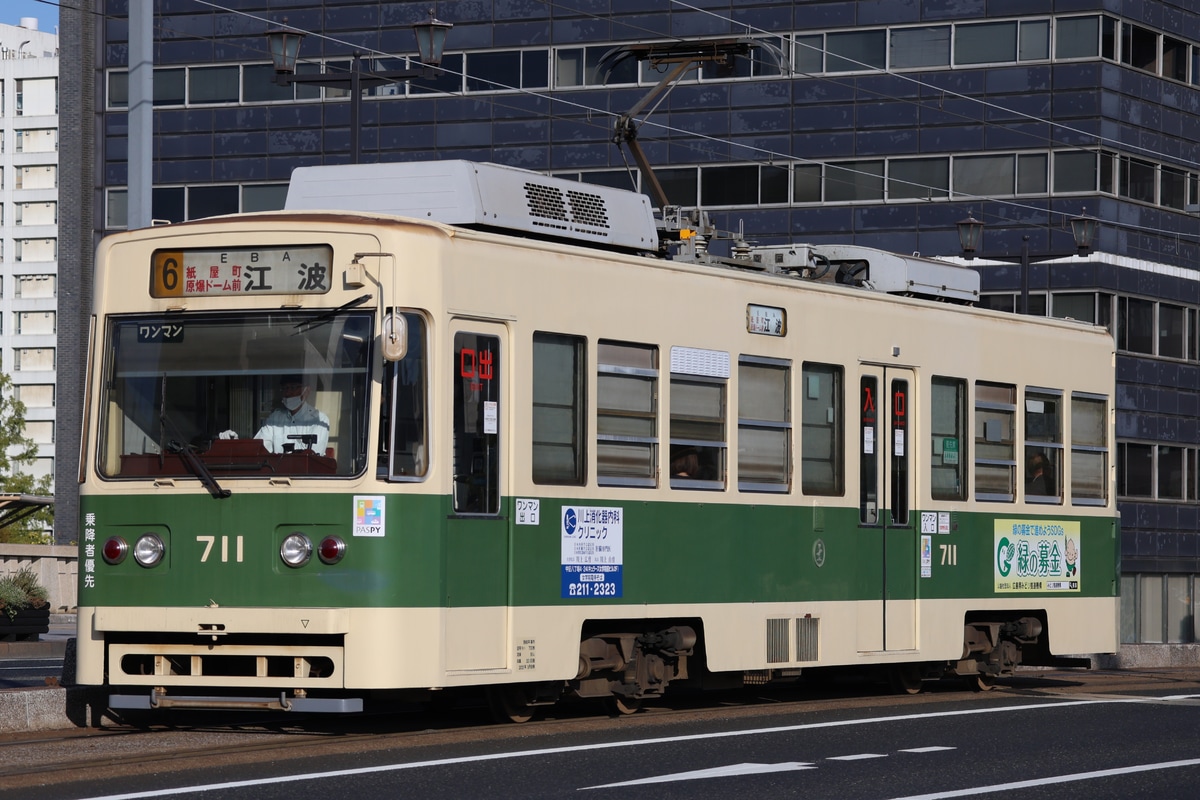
xmin=283 ymin=394 xmax=304 ymax=412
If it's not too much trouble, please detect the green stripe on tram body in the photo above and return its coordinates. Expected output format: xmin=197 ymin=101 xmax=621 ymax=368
xmin=79 ymin=493 xmax=1118 ymax=610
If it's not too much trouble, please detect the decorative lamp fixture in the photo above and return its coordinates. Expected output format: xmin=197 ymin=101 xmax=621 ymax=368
xmin=265 ymin=19 xmax=306 ymax=77
xmin=956 ymin=212 xmax=984 ymax=259
xmin=412 ymin=11 xmax=453 ymax=67
xmin=1070 ymin=208 xmax=1098 ymax=256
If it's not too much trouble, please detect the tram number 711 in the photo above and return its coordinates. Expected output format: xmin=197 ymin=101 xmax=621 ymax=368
xmin=197 ymin=535 xmax=245 ymax=563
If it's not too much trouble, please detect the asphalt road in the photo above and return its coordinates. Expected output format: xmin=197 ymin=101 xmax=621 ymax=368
xmin=6 ymin=669 xmax=1199 ymax=800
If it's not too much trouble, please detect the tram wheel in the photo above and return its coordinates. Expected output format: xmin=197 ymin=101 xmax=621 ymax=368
xmin=889 ymin=663 xmax=923 ymax=695
xmin=969 ymin=673 xmax=997 ymax=692
xmin=487 ymin=685 xmax=538 ymax=724
xmin=609 ymin=693 xmax=643 ymax=716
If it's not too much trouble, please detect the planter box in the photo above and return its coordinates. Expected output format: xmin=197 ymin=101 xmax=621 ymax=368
xmin=0 ymin=605 xmax=50 ymax=639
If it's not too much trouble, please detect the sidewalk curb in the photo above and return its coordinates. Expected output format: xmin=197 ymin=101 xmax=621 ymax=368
xmin=0 ymin=685 xmax=107 ymax=732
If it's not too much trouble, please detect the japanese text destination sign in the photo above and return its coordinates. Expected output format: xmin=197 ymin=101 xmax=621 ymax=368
xmin=151 ymin=246 xmax=333 ymax=298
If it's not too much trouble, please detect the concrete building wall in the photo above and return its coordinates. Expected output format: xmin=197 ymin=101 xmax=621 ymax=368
xmin=0 ymin=20 xmax=58 ymax=533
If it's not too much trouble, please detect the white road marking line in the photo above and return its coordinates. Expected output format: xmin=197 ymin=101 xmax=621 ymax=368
xmin=581 ymin=762 xmax=817 ymax=789
xmin=900 ymin=747 xmax=956 ymax=754
xmin=75 ymin=695 xmax=1189 ymax=800
xmin=828 ymin=753 xmax=888 ymax=761
xmin=885 ymin=757 xmax=1200 ymax=800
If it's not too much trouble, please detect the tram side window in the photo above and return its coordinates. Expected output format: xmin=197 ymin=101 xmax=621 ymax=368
xmin=380 ymin=312 xmax=428 ymax=480
xmin=597 ymin=340 xmax=658 ymax=487
xmin=975 ymin=381 xmax=1016 ymax=502
xmin=801 ymin=362 xmax=843 ymax=496
xmin=1071 ymin=394 xmax=1108 ymax=504
xmin=532 ymin=332 xmax=586 ymax=485
xmin=669 ymin=372 xmax=727 ymax=490
xmin=738 ymin=357 xmax=791 ymax=492
xmin=931 ymin=376 xmax=967 ymax=500
xmin=1025 ymin=388 xmax=1063 ymax=503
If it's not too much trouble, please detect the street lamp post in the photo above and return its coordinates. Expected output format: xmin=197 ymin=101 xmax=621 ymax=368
xmin=265 ymin=12 xmax=453 ymax=164
xmin=957 ymin=210 xmax=1099 ymax=315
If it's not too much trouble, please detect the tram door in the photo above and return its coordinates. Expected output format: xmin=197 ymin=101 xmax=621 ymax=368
xmin=856 ymin=366 xmax=917 ymax=653
xmin=444 ymin=321 xmax=509 ymax=671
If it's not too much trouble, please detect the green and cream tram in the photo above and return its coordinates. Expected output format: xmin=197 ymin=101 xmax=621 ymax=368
xmin=76 ymin=161 xmax=1118 ymax=718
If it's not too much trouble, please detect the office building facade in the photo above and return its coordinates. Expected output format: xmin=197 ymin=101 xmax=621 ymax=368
xmin=1 ymin=18 xmax=58 ymax=510
xmin=61 ymin=2 xmax=1200 ymax=650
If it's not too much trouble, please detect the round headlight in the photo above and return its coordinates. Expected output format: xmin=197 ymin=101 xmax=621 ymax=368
xmin=280 ymin=533 xmax=312 ymax=568
xmin=102 ymin=537 xmax=128 ymax=565
xmin=133 ymin=533 xmax=165 ymax=568
xmin=318 ymin=536 xmax=346 ymax=565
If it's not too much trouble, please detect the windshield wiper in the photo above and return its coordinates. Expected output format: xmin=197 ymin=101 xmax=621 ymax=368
xmin=294 ymin=293 xmax=371 ymax=334
xmin=165 ymin=439 xmax=232 ymax=499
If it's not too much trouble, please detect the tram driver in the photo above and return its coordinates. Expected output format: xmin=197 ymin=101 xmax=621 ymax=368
xmin=253 ymin=374 xmax=331 ymax=455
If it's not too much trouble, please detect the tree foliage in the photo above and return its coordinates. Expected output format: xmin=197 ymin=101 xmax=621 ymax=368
xmin=0 ymin=370 xmax=53 ymax=544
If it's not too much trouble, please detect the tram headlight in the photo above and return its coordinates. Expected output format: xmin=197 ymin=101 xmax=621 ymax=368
xmin=102 ymin=536 xmax=128 ymax=565
xmin=280 ymin=533 xmax=313 ymax=568
xmin=318 ymin=535 xmax=346 ymax=565
xmin=133 ymin=533 xmax=165 ymax=568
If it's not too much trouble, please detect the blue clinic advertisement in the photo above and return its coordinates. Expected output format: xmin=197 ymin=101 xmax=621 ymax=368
xmin=561 ymin=505 xmax=623 ymax=598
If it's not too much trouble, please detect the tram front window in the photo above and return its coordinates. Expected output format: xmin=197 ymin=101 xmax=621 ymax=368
xmin=97 ymin=310 xmax=372 ymax=479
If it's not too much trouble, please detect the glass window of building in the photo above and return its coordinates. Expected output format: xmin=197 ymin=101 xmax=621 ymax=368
xmin=15 ymin=385 xmax=54 ymax=407
xmin=242 ymin=184 xmax=289 ymax=213
xmin=1118 ymin=442 xmax=1153 ymax=497
xmin=656 ymin=168 xmax=698 ymax=206
xmin=522 ymin=50 xmax=549 ymax=89
xmin=1017 ymin=153 xmax=1048 ymax=194
xmin=1161 ymin=166 xmax=1187 ymax=210
xmin=889 ymin=157 xmax=949 ymax=200
xmin=1019 ymin=19 xmax=1050 ymax=60
xmin=154 ymin=68 xmax=186 ymax=105
xmin=188 ymin=65 xmax=239 ymax=104
xmin=794 ymin=34 xmax=823 ymax=73
xmin=954 ymin=154 xmax=1015 ymax=196
xmin=1163 ymin=36 xmax=1188 ymax=82
xmin=152 ymin=187 xmax=185 ymax=224
xmin=1121 ymin=157 xmax=1156 ymax=203
xmin=889 ymin=26 xmax=950 ymax=69
xmin=1159 ymin=303 xmax=1186 ymax=359
xmin=794 ymin=164 xmax=821 ymax=202
xmin=1122 ymin=23 xmax=1159 ymax=73
xmin=1055 ymin=15 xmax=1100 ymax=59
xmin=702 ymin=165 xmax=760 ymax=206
xmin=826 ymin=29 xmax=886 ymax=72
xmin=1053 ymin=151 xmax=1098 ymax=193
xmin=1117 ymin=297 xmax=1154 ymax=354
xmin=243 ymin=63 xmax=294 ymax=102
xmin=467 ymin=51 xmax=522 ymax=92
xmin=188 ymin=185 xmax=239 ymax=220
xmin=955 ymin=21 xmax=1017 ymax=65
xmin=826 ymin=160 xmax=884 ymax=202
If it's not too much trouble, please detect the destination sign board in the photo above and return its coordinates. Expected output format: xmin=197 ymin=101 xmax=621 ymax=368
xmin=150 ymin=246 xmax=333 ymax=298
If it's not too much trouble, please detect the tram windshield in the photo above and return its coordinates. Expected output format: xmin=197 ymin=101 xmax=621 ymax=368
xmin=97 ymin=310 xmax=373 ymax=480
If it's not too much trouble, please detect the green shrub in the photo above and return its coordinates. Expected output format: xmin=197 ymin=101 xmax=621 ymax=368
xmin=0 ymin=566 xmax=49 ymax=620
